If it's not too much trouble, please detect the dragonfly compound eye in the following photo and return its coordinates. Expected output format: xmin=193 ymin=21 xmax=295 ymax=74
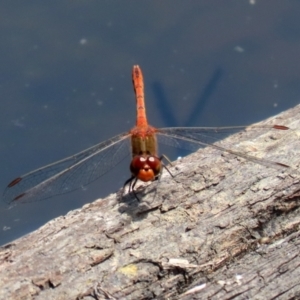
xmin=130 ymin=155 xmax=162 ymax=182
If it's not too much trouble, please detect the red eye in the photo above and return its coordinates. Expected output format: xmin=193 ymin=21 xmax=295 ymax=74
xmin=130 ymin=155 xmax=162 ymax=182
xmin=130 ymin=156 xmax=146 ymax=172
xmin=146 ymin=156 xmax=161 ymax=173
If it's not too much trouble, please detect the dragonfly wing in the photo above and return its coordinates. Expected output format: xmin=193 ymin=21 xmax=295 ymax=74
xmin=157 ymin=126 xmax=290 ymax=170
xmin=3 ymin=133 xmax=131 ymax=203
xmin=157 ymin=125 xmax=288 ymax=151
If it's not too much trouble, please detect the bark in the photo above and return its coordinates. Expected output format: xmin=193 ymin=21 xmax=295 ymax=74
xmin=1 ymin=105 xmax=300 ymax=300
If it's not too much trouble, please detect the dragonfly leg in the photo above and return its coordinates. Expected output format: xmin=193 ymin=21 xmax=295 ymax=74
xmin=122 ymin=176 xmax=141 ymax=202
xmin=160 ymin=154 xmax=173 ymax=166
xmin=159 ymin=155 xmax=175 ymax=179
xmin=130 ymin=177 xmax=141 ymax=202
xmin=119 ymin=176 xmax=133 ymax=201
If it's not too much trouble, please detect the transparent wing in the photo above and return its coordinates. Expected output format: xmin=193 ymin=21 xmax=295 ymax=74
xmin=3 ymin=132 xmax=131 ymax=203
xmin=157 ymin=125 xmax=290 ymax=170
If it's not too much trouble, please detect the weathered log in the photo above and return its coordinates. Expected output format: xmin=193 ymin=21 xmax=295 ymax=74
xmin=1 ymin=105 xmax=300 ymax=300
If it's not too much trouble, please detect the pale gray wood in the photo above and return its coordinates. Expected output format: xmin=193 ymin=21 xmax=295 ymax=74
xmin=1 ymin=105 xmax=300 ymax=300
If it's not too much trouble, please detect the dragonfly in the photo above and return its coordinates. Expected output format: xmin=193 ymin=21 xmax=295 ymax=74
xmin=3 ymin=65 xmax=290 ymax=204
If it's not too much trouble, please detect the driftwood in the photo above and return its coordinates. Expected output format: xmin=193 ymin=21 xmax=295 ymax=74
xmin=1 ymin=104 xmax=300 ymax=300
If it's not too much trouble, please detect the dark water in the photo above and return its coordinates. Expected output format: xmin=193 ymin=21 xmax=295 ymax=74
xmin=1 ymin=1 xmax=300 ymax=245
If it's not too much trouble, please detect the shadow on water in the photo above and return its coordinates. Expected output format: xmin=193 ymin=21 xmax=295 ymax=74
xmin=152 ymin=67 xmax=224 ymax=128
xmin=152 ymin=67 xmax=224 ymax=158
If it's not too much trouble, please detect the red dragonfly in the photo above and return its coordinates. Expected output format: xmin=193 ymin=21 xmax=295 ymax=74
xmin=3 ymin=65 xmax=289 ymax=203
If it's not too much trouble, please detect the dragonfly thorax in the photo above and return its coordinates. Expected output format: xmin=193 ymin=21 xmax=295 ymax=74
xmin=130 ymin=155 xmax=162 ymax=182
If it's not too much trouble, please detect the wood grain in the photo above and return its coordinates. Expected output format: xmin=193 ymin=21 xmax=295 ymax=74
xmin=1 ymin=105 xmax=300 ymax=300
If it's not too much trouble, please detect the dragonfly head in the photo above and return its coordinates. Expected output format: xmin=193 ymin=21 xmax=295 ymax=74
xmin=130 ymin=155 xmax=162 ymax=182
